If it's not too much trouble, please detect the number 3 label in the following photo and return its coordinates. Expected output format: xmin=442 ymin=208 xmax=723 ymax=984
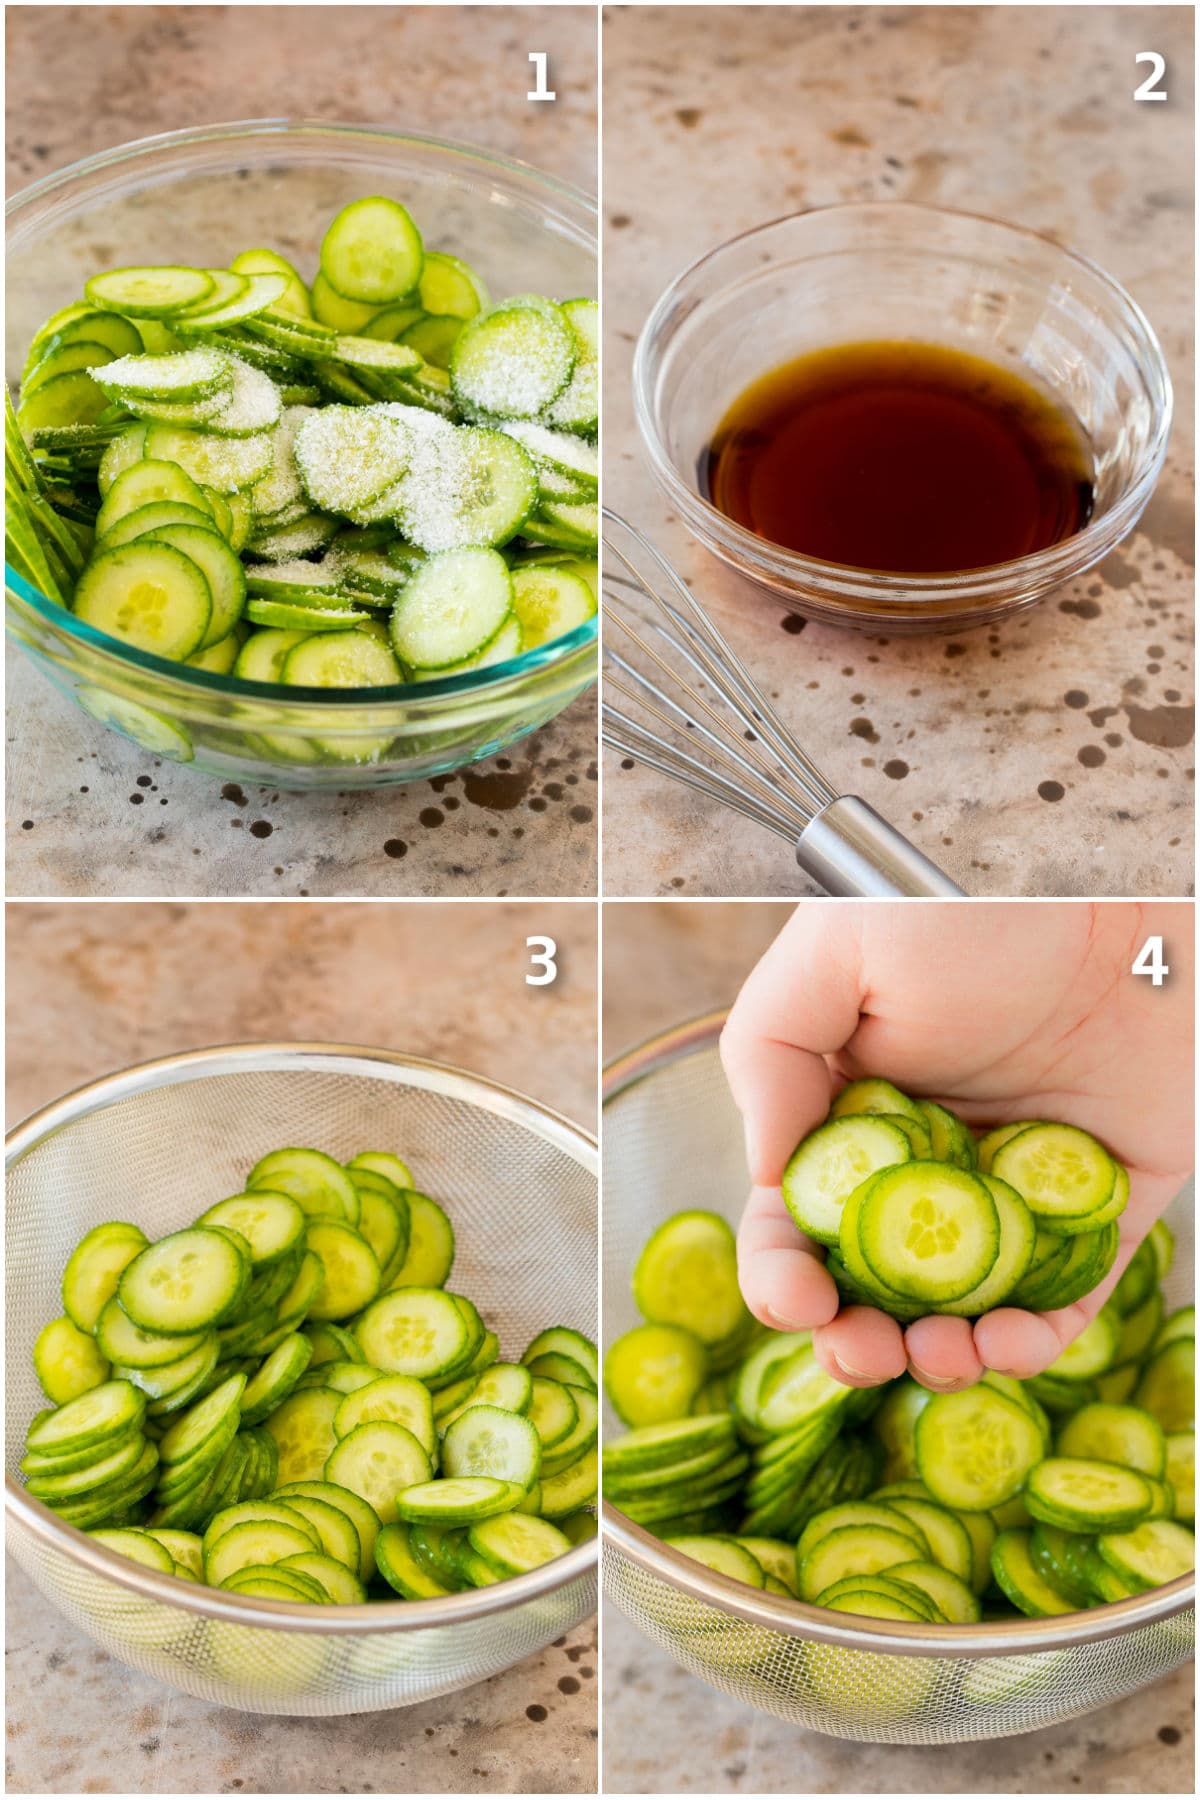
xmin=1134 ymin=51 xmax=1167 ymax=102
xmin=526 ymin=935 xmax=558 ymax=985
xmin=1132 ymin=935 xmax=1169 ymax=985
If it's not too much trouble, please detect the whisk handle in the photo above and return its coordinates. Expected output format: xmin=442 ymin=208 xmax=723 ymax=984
xmin=796 ymin=795 xmax=965 ymax=897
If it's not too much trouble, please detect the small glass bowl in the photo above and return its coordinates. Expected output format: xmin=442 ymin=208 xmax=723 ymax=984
xmin=633 ymin=203 xmax=1172 ymax=633
xmin=6 ymin=120 xmax=597 ymax=785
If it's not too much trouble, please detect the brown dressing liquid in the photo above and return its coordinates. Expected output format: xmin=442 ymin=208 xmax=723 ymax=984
xmin=704 ymin=340 xmax=1095 ymax=575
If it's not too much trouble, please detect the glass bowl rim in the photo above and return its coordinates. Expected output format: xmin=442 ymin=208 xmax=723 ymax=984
xmin=6 ymin=117 xmax=598 ymax=707
xmin=632 ymin=199 xmax=1173 ymax=598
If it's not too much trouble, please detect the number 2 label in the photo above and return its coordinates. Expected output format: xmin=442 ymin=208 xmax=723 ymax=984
xmin=1132 ymin=934 xmax=1169 ymax=986
xmin=1134 ymin=51 xmax=1167 ymax=102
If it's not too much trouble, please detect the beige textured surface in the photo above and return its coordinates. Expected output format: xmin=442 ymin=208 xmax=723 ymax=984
xmin=5 ymin=4 xmax=598 ymax=900
xmin=599 ymin=898 xmax=1194 ymax=1793
xmin=603 ymin=5 xmax=1194 ymax=898
xmin=5 ymin=899 xmax=598 ymax=1794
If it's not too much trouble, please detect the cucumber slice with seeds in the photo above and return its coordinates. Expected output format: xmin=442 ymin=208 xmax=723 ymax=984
xmin=441 ymin=1405 xmax=541 ymax=1491
xmin=783 ymin=1115 xmax=915 ymax=1248
xmin=991 ymin=1125 xmax=1117 ymax=1229
xmin=1025 ymin=1457 xmax=1155 ymax=1531
xmin=119 ymin=1229 xmax=247 ymax=1333
xmin=62 ymin=1225 xmax=149 ymax=1333
xmin=450 ymin=297 xmax=575 ymax=420
xmin=324 ymin=1420 xmax=432 ymax=1524
xmin=141 ymin=523 xmax=247 ymax=648
xmin=1057 ymin=1402 xmax=1165 ymax=1476
xmin=916 ymin=1385 xmax=1045 ymax=1511
xmin=262 ymin=1387 xmax=341 ymax=1485
xmin=26 ymin=1380 xmax=146 ymax=1458
xmin=633 ymin=1211 xmax=748 ymax=1348
xmin=248 ymin=1148 xmax=360 ymax=1224
xmin=389 ymin=546 xmax=513 ymax=669
xmin=353 ymin=1288 xmax=468 ymax=1379
xmin=34 ymin=1316 xmax=112 ymax=1405
xmin=603 ymin=1324 xmax=705 ymax=1427
xmin=86 ymin=267 xmax=216 ymax=317
xmin=334 ymin=1373 xmax=435 ymax=1455
xmin=304 ymin=1221 xmax=381 ymax=1321
xmin=320 ymin=197 xmax=424 ymax=306
xmin=857 ymin=1164 xmax=1000 ymax=1304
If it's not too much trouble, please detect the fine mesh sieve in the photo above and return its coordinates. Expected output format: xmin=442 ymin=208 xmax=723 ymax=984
xmin=7 ymin=1043 xmax=597 ymax=1716
xmin=602 ymin=1013 xmax=1194 ymax=1744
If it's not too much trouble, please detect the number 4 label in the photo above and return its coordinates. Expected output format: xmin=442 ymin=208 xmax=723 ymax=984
xmin=1132 ymin=934 xmax=1169 ymax=985
xmin=526 ymin=935 xmax=558 ymax=985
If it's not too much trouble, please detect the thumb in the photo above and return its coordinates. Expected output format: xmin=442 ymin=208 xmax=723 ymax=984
xmin=719 ymin=1028 xmax=832 ymax=1185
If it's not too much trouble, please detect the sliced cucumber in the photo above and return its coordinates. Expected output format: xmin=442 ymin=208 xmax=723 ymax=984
xmin=632 ymin=1211 xmax=748 ymax=1348
xmin=1025 ymin=1457 xmax=1155 ymax=1532
xmin=856 ymin=1164 xmax=1000 ymax=1305
xmin=119 ymin=1229 xmax=248 ymax=1333
xmin=320 ymin=197 xmax=424 ymax=306
xmin=389 ymin=546 xmax=513 ymax=668
xmin=991 ymin=1125 xmax=1118 ymax=1230
xmin=783 ymin=1115 xmax=914 ymax=1248
xmin=915 ymin=1386 xmax=1045 ymax=1511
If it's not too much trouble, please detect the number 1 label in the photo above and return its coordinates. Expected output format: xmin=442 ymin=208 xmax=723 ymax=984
xmin=528 ymin=52 xmax=556 ymax=103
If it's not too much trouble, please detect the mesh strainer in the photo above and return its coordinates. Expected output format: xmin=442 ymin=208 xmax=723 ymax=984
xmin=602 ymin=1013 xmax=1194 ymax=1744
xmin=7 ymin=1042 xmax=597 ymax=1716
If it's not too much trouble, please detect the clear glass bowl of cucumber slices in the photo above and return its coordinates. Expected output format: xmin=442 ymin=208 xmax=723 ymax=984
xmin=6 ymin=121 xmax=597 ymax=785
xmin=602 ymin=1014 xmax=1194 ymax=1745
xmin=6 ymin=1044 xmax=598 ymax=1715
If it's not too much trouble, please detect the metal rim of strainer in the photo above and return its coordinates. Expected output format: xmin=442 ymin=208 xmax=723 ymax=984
xmin=602 ymin=1010 xmax=1194 ymax=1659
xmin=6 ymin=1041 xmax=598 ymax=1635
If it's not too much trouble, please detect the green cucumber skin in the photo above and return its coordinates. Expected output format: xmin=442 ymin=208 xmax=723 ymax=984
xmin=23 ymin=1147 xmax=597 ymax=1595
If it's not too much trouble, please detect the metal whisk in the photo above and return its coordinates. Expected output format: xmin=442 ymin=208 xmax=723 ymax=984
xmin=602 ymin=512 xmax=965 ymax=897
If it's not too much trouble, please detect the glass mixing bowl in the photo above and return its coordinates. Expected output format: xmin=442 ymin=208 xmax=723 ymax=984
xmin=6 ymin=120 xmax=597 ymax=785
xmin=633 ymin=203 xmax=1172 ymax=634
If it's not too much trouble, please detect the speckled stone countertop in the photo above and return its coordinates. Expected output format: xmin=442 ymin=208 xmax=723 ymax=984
xmin=600 ymin=900 xmax=1194 ymax=1793
xmin=5 ymin=5 xmax=598 ymax=899
xmin=6 ymin=899 xmax=598 ymax=1794
xmin=603 ymin=5 xmax=1194 ymax=898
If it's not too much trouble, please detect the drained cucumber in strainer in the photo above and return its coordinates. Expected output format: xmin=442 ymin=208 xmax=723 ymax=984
xmin=20 ymin=1142 xmax=595 ymax=1604
xmin=605 ymin=1199 xmax=1193 ymax=1626
xmin=8 ymin=193 xmax=596 ymax=767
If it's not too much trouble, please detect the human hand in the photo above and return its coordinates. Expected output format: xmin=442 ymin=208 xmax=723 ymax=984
xmin=720 ymin=901 xmax=1193 ymax=1392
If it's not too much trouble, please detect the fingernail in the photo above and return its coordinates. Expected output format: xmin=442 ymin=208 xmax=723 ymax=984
xmin=912 ymin=1370 xmax=964 ymax=1391
xmin=832 ymin=1354 xmax=875 ymax=1382
xmin=764 ymin=1305 xmax=808 ymax=1332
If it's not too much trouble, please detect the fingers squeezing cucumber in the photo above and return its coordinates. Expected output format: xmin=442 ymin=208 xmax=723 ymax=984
xmin=605 ymin=1198 xmax=1192 ymax=1627
xmin=10 ymin=192 xmax=597 ymax=764
xmin=782 ymin=1079 xmax=1129 ymax=1319
xmin=22 ymin=1140 xmax=595 ymax=1604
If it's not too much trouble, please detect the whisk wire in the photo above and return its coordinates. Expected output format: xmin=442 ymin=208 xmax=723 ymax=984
xmin=605 ymin=644 xmax=815 ymax=837
xmin=601 ymin=706 xmax=798 ymax=841
xmin=602 ymin=516 xmax=839 ymax=831
xmin=603 ymin=519 xmax=839 ymax=792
